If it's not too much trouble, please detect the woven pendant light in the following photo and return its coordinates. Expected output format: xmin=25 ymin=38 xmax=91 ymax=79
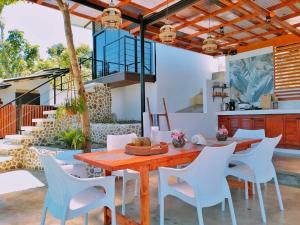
xmin=101 ymin=0 xmax=122 ymax=30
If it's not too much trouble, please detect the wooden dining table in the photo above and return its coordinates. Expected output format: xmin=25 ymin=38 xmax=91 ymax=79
xmin=74 ymin=137 xmax=261 ymax=225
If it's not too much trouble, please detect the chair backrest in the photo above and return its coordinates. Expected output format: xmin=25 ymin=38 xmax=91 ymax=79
xmin=233 ymin=129 xmax=265 ymax=139
xmin=40 ymin=155 xmax=71 ymax=208
xmin=184 ymin=142 xmax=236 ymax=199
xmin=107 ymin=133 xmax=138 ymax=151
xmin=244 ymin=135 xmax=282 ymax=173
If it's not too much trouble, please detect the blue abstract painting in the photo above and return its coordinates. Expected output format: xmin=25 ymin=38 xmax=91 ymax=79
xmin=229 ymin=53 xmax=274 ymax=105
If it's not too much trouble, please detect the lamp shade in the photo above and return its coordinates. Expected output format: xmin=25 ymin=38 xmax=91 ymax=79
xmin=159 ymin=24 xmax=176 ymax=44
xmin=202 ymin=35 xmax=218 ymax=53
xmin=101 ymin=2 xmax=122 ymax=30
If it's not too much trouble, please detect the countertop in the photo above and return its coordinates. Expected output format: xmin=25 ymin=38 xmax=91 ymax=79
xmin=217 ymin=109 xmax=300 ymax=115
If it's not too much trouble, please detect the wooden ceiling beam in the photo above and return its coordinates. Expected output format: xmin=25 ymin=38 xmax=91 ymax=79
xmin=267 ymin=0 xmax=300 ymax=12
xmin=245 ymin=0 xmax=300 ymax=37
xmin=191 ymin=4 xmax=265 ymax=42
xmin=36 ymin=0 xmax=44 ymax=4
xmin=69 ymin=3 xmax=80 ymax=13
xmin=237 ymin=34 xmax=300 ymax=53
xmin=186 ymin=13 xmax=258 ymax=39
xmin=220 ymin=29 xmax=285 ymax=48
xmin=174 ymin=0 xmax=244 ymax=31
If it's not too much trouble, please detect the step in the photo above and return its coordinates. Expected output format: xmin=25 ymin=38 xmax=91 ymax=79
xmin=43 ymin=110 xmax=56 ymax=115
xmin=0 ymin=144 xmax=23 ymax=155
xmin=21 ymin=126 xmax=44 ymax=132
xmin=4 ymin=135 xmax=34 ymax=144
xmin=32 ymin=118 xmax=56 ymax=123
xmin=0 ymin=156 xmax=12 ymax=163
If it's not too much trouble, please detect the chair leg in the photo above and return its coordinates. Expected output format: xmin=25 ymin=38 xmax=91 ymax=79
xmin=274 ymin=175 xmax=284 ymax=211
xmin=84 ymin=213 xmax=88 ymax=225
xmin=221 ymin=199 xmax=225 ymax=212
xmin=111 ymin=206 xmax=117 ymax=225
xmin=159 ymin=195 xmax=165 ymax=225
xmin=244 ymin=180 xmax=249 ymax=200
xmin=256 ymin=182 xmax=267 ymax=223
xmin=40 ymin=206 xmax=47 ymax=225
xmin=60 ymin=219 xmax=66 ymax=225
xmin=122 ymin=178 xmax=127 ymax=215
xmin=196 ymin=206 xmax=204 ymax=225
xmin=228 ymin=196 xmax=237 ymax=225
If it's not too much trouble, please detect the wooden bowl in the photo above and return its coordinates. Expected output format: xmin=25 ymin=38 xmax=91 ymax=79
xmin=125 ymin=142 xmax=168 ymax=156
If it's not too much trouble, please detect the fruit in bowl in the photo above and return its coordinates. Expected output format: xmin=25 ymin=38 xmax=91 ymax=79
xmin=132 ymin=137 xmax=151 ymax=147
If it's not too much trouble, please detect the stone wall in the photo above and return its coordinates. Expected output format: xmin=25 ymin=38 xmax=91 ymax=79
xmin=91 ymin=123 xmax=141 ymax=144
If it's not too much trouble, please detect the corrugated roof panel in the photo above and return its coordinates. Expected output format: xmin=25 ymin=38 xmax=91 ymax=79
xmin=274 ymin=7 xmax=294 ymax=17
xmin=234 ymin=20 xmax=254 ymax=28
xmin=264 ymin=34 xmax=276 ymax=39
xmin=251 ymin=27 xmax=267 ymax=34
xmin=132 ymin=0 xmax=180 ymax=9
xmin=179 ymin=27 xmax=197 ymax=35
xmin=196 ymin=19 xmax=221 ymax=28
xmin=254 ymin=0 xmax=281 ymax=9
xmin=246 ymin=38 xmax=260 ymax=43
xmin=286 ymin=16 xmax=300 ymax=25
xmin=217 ymin=11 xmax=238 ymax=21
xmin=76 ymin=5 xmax=100 ymax=17
xmin=232 ymin=32 xmax=251 ymax=39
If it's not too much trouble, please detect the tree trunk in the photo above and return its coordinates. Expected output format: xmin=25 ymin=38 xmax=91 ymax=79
xmin=56 ymin=0 xmax=91 ymax=153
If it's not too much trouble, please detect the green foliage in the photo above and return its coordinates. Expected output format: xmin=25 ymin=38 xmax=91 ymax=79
xmin=0 ymin=0 xmax=19 ymax=14
xmin=0 ymin=30 xmax=40 ymax=78
xmin=58 ymin=128 xmax=86 ymax=150
xmin=56 ymin=96 xmax=87 ymax=118
xmin=0 ymin=30 xmax=92 ymax=79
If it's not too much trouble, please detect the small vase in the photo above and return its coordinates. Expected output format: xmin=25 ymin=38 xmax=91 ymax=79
xmin=216 ymin=133 xmax=228 ymax=141
xmin=172 ymin=138 xmax=186 ymax=148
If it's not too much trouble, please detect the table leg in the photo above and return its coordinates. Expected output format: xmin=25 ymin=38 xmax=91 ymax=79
xmin=104 ymin=170 xmax=112 ymax=225
xmin=139 ymin=166 xmax=150 ymax=225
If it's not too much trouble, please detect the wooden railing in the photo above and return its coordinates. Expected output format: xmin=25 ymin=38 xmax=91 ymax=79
xmin=0 ymin=104 xmax=17 ymax=138
xmin=21 ymin=104 xmax=55 ymax=126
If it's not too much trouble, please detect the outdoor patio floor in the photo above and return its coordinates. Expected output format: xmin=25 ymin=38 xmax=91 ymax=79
xmin=0 ymin=170 xmax=300 ymax=225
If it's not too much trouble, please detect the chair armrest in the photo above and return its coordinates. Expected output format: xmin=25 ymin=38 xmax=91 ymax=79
xmin=68 ymin=175 xmax=116 ymax=198
xmin=159 ymin=167 xmax=188 ymax=183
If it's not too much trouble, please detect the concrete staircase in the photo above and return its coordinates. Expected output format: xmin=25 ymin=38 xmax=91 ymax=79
xmin=0 ymin=109 xmax=57 ymax=170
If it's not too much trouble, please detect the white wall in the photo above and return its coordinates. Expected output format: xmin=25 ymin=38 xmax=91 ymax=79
xmin=143 ymin=80 xmax=223 ymax=138
xmin=155 ymin=43 xmax=216 ymax=113
xmin=0 ymin=78 xmax=50 ymax=105
xmin=111 ymin=83 xmax=157 ymax=120
xmin=111 ymin=44 xmax=217 ymax=120
xmin=225 ymin=47 xmax=300 ymax=109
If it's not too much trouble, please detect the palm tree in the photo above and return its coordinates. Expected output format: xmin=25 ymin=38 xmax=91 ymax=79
xmin=56 ymin=0 xmax=91 ymax=152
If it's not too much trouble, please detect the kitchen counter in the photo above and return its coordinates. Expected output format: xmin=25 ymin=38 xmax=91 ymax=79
xmin=217 ymin=109 xmax=300 ymax=116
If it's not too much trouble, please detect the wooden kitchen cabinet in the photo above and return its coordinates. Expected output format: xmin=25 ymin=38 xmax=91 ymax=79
xmin=265 ymin=115 xmax=285 ymax=145
xmin=284 ymin=115 xmax=300 ymax=147
xmin=218 ymin=114 xmax=300 ymax=149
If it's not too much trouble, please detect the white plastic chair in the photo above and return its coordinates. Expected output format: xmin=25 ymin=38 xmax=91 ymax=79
xmin=159 ymin=142 xmax=237 ymax=225
xmin=40 ymin=155 xmax=116 ymax=225
xmin=233 ymin=129 xmax=266 ymax=194
xmin=226 ymin=135 xmax=283 ymax=223
xmin=107 ymin=133 xmax=139 ymax=215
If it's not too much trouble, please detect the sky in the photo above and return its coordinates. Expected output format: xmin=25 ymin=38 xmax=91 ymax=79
xmin=2 ymin=1 xmax=92 ymax=59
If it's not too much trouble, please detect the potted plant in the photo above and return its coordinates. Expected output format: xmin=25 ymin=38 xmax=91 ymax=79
xmin=171 ymin=130 xmax=186 ymax=148
xmin=56 ymin=96 xmax=87 ymax=118
xmin=216 ymin=125 xmax=229 ymax=141
xmin=58 ymin=128 xmax=87 ymax=150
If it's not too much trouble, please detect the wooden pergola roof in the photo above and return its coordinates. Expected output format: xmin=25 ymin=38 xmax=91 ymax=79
xmin=30 ymin=0 xmax=300 ymax=55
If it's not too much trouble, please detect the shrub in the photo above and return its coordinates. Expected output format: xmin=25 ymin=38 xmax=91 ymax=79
xmin=58 ymin=128 xmax=86 ymax=150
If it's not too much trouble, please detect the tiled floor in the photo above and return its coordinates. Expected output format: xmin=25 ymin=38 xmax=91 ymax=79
xmin=0 ymin=170 xmax=300 ymax=225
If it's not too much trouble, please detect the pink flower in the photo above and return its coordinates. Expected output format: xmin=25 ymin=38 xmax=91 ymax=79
xmin=217 ymin=126 xmax=228 ymax=136
xmin=171 ymin=130 xmax=185 ymax=140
